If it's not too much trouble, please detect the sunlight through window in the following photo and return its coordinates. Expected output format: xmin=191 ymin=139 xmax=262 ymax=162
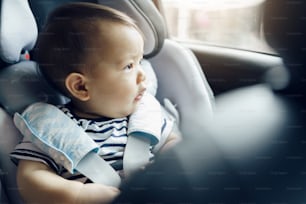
xmin=162 ymin=0 xmax=272 ymax=53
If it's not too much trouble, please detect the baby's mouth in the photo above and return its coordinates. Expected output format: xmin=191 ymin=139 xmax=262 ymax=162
xmin=135 ymin=88 xmax=146 ymax=101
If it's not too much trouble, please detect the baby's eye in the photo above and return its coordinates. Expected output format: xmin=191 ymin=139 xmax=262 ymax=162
xmin=124 ymin=63 xmax=134 ymax=71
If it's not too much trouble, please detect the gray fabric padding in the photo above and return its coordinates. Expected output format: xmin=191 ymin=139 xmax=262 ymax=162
xmin=0 ymin=61 xmax=67 ymax=116
xmin=150 ymin=39 xmax=214 ymax=136
xmin=0 ymin=0 xmax=38 ymax=63
xmin=99 ymin=0 xmax=166 ymax=57
xmin=0 ymin=108 xmax=23 ymax=204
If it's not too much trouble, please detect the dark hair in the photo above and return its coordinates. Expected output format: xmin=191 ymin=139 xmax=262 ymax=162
xmin=35 ymin=2 xmax=141 ymax=95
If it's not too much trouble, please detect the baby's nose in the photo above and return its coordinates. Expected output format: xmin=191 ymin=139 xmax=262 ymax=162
xmin=137 ymin=67 xmax=146 ymax=83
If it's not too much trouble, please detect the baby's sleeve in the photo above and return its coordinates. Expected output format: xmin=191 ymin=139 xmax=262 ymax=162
xmin=152 ymin=99 xmax=180 ymax=153
xmin=10 ymin=135 xmax=61 ymax=174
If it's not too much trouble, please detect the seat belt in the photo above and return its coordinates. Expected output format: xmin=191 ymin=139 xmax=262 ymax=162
xmin=76 ymin=151 xmax=121 ymax=187
xmin=123 ymin=134 xmax=151 ymax=176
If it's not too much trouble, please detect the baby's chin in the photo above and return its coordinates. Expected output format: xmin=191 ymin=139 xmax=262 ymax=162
xmin=109 ymin=102 xmax=140 ymax=118
xmin=114 ymin=107 xmax=136 ymax=118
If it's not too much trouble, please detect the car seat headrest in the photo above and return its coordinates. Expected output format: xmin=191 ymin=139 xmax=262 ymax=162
xmin=0 ymin=0 xmax=38 ymax=63
xmin=99 ymin=0 xmax=167 ymax=57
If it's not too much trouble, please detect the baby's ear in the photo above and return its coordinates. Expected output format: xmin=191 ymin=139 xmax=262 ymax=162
xmin=65 ymin=73 xmax=90 ymax=101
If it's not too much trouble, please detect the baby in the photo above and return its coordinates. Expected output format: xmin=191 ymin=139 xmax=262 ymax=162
xmin=11 ymin=2 xmax=180 ymax=203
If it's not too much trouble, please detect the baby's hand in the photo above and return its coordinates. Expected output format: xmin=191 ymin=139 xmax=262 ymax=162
xmin=76 ymin=183 xmax=120 ymax=204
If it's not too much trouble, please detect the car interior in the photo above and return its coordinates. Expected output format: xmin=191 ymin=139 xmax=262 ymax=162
xmin=1 ymin=0 xmax=306 ymax=203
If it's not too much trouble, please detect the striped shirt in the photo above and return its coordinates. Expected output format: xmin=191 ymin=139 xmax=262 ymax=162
xmin=10 ymin=103 xmax=173 ymax=183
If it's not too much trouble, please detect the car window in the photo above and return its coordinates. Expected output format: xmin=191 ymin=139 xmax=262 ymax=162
xmin=161 ymin=0 xmax=274 ymax=54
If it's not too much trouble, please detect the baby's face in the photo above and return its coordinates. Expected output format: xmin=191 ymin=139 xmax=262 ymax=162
xmin=84 ymin=22 xmax=146 ymax=118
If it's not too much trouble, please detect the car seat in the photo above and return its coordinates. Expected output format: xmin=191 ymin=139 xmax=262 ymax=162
xmin=0 ymin=0 xmax=214 ymax=203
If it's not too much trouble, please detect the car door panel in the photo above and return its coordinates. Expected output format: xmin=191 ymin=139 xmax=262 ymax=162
xmin=186 ymin=44 xmax=283 ymax=95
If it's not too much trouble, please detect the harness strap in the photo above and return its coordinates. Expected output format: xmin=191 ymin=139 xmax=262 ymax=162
xmin=123 ymin=134 xmax=151 ymax=176
xmin=76 ymin=151 xmax=121 ymax=187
